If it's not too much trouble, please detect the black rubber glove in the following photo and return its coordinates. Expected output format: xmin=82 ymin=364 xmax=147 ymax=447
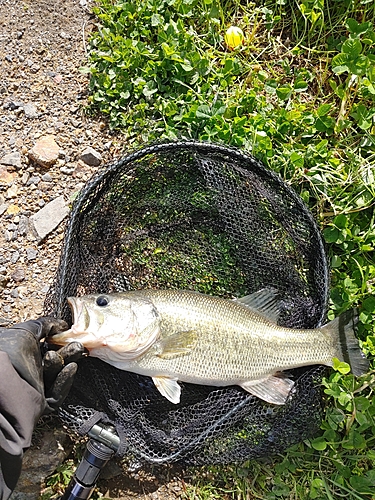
xmin=0 ymin=317 xmax=85 ymax=413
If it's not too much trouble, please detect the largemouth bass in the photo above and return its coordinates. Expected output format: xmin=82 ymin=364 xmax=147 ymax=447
xmin=49 ymin=289 xmax=369 ymax=405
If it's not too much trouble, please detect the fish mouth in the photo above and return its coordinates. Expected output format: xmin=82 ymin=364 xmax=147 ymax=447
xmin=67 ymin=296 xmax=90 ymax=334
xmin=48 ymin=297 xmax=91 ymax=346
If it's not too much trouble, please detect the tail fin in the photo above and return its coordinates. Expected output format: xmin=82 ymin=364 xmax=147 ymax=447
xmin=322 ymin=309 xmax=369 ymax=376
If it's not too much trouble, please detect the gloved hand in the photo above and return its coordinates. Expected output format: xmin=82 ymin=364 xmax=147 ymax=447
xmin=0 ymin=317 xmax=85 ymax=413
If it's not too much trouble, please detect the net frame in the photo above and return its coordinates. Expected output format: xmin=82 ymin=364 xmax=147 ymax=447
xmin=45 ymin=140 xmax=330 ymax=465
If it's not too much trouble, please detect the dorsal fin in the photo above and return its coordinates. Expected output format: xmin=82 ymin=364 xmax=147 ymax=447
xmin=235 ymin=288 xmax=281 ymax=324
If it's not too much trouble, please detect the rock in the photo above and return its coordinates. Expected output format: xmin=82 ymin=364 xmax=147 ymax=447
xmin=4 ymin=100 xmax=24 ymax=110
xmin=6 ymin=204 xmax=20 ymax=215
xmin=29 ymin=195 xmax=69 ymax=242
xmin=30 ymin=64 xmax=41 ymax=74
xmin=0 ymin=204 xmax=8 ymax=216
xmin=11 ymin=251 xmax=20 ymax=264
xmin=60 ymin=165 xmax=74 ymax=175
xmin=53 ymin=74 xmax=63 ymax=84
xmin=6 ymin=184 xmax=19 ymax=199
xmin=28 ymin=135 xmax=59 ymax=168
xmin=80 ymin=146 xmax=102 ymax=166
xmin=18 ymin=215 xmax=29 ymax=236
xmin=11 ymin=428 xmax=73 ymax=500
xmin=23 ymin=103 xmax=38 ymax=119
xmin=0 ymin=151 xmax=22 ymax=168
xmin=26 ymin=175 xmax=41 ymax=185
xmin=0 ymin=166 xmax=18 ymax=185
xmin=26 ymin=247 xmax=38 ymax=260
xmin=41 ymin=173 xmax=53 ymax=182
xmin=11 ymin=267 xmax=26 ymax=282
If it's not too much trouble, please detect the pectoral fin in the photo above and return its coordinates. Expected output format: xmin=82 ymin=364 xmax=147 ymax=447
xmin=240 ymin=375 xmax=294 ymax=405
xmin=152 ymin=376 xmax=181 ymax=404
xmin=153 ymin=331 xmax=198 ymax=359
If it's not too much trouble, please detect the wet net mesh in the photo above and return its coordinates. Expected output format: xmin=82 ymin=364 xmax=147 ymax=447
xmin=44 ymin=141 xmax=329 ymax=465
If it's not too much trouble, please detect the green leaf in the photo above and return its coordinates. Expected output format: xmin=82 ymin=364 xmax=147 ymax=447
xmin=342 ymin=429 xmax=367 ymax=449
xmin=331 ymin=53 xmax=351 ymax=74
xmin=294 ymin=79 xmax=308 ymax=92
xmin=362 ymin=296 xmax=375 ymax=312
xmin=342 ymin=38 xmax=362 ymax=58
xmin=349 ymin=475 xmax=374 ymax=495
xmin=352 ymin=54 xmax=370 ymax=76
xmin=334 ymin=214 xmax=348 ymax=229
xmin=289 ymin=152 xmax=304 ymax=168
xmin=151 ymin=13 xmax=163 ymax=26
xmin=346 ymin=18 xmax=372 ymax=36
xmin=276 ymin=84 xmax=293 ymax=101
xmin=332 ymin=358 xmax=351 ymax=374
xmin=323 ymin=226 xmax=340 ymax=243
xmin=196 ymin=105 xmax=212 ymax=119
xmin=331 ymin=255 xmax=342 ymax=268
xmin=311 ymin=436 xmax=327 ymax=450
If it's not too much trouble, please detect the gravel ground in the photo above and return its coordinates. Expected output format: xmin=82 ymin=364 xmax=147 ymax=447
xmin=0 ymin=0 xmax=118 ymax=325
xmin=0 ymin=1 xmax=187 ymax=498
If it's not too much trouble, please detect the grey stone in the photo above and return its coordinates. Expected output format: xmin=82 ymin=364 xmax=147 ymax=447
xmin=11 ymin=251 xmax=20 ymax=264
xmin=10 ymin=288 xmax=19 ymax=298
xmin=60 ymin=166 xmax=74 ymax=175
xmin=80 ymin=146 xmax=102 ymax=166
xmin=4 ymin=100 xmax=24 ymax=110
xmin=0 ymin=151 xmax=22 ymax=168
xmin=70 ymin=118 xmax=81 ymax=128
xmin=26 ymin=247 xmax=38 ymax=260
xmin=41 ymin=173 xmax=53 ymax=182
xmin=23 ymin=103 xmax=38 ymax=119
xmin=10 ymin=267 xmax=25 ymax=282
xmin=18 ymin=215 xmax=29 ymax=236
xmin=4 ymin=230 xmax=13 ymax=241
xmin=30 ymin=64 xmax=40 ymax=74
xmin=29 ymin=195 xmax=69 ymax=241
xmin=26 ymin=175 xmax=41 ymax=185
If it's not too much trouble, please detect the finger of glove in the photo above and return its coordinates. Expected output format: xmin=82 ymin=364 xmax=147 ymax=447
xmin=43 ymin=350 xmax=64 ymax=388
xmin=37 ymin=317 xmax=69 ymax=340
xmin=11 ymin=317 xmax=68 ymax=341
xmin=45 ymin=363 xmax=78 ymax=411
xmin=56 ymin=342 xmax=86 ymax=364
xmin=43 ymin=343 xmax=85 ymax=389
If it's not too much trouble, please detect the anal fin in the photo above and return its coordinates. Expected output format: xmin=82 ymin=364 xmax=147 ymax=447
xmin=152 ymin=376 xmax=181 ymax=404
xmin=240 ymin=375 xmax=294 ymax=405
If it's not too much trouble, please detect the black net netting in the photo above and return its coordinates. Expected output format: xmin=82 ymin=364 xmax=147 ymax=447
xmin=44 ymin=141 xmax=329 ymax=465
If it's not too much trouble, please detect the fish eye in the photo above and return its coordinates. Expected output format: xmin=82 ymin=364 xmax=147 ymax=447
xmin=96 ymin=295 xmax=109 ymax=307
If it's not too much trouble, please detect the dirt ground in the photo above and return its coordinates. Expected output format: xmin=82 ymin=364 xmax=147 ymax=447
xmin=0 ymin=0 xmax=188 ymax=497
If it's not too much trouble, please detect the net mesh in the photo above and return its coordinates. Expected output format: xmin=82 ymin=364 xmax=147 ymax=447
xmin=44 ymin=141 xmax=329 ymax=465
